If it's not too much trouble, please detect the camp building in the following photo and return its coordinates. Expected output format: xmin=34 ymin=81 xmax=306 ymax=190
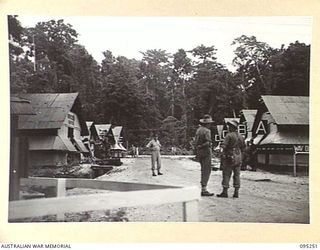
xmin=239 ymin=109 xmax=257 ymax=142
xmin=252 ymin=95 xmax=309 ymax=167
xmin=111 ymin=126 xmax=127 ymax=157
xmin=214 ymin=124 xmax=224 ymax=143
xmin=10 ymin=96 xmax=35 ymax=200
xmin=83 ymin=121 xmax=100 ymax=157
xmin=13 ymin=93 xmax=89 ymax=168
xmin=95 ymin=124 xmax=112 ymax=141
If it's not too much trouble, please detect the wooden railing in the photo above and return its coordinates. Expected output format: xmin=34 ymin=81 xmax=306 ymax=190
xmin=9 ymin=177 xmax=200 ymax=222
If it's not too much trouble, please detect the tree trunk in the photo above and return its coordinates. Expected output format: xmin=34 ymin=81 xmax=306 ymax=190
xmin=171 ymin=88 xmax=174 ymax=117
xmin=182 ymin=81 xmax=187 ymax=146
xmin=255 ymin=63 xmax=270 ymax=93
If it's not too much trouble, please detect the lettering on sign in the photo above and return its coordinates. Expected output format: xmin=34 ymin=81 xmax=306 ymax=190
xmin=294 ymin=145 xmax=309 ymax=153
xmin=214 ymin=134 xmax=221 ymax=142
xmin=220 ymin=124 xmax=246 ymax=140
xmin=238 ymin=124 xmax=246 ymax=137
xmin=255 ymin=120 xmax=267 ymax=135
xmin=222 ymin=130 xmax=228 ymax=139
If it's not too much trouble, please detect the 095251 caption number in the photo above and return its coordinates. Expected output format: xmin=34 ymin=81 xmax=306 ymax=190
xmin=300 ymin=244 xmax=318 ymax=248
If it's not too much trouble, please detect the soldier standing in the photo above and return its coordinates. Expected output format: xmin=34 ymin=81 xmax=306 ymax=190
xmin=195 ymin=114 xmax=214 ymax=196
xmin=146 ymin=132 xmax=163 ymax=176
xmin=217 ymin=120 xmax=245 ymax=198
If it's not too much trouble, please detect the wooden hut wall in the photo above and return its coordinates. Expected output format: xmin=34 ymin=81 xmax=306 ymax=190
xmin=29 ymin=151 xmax=81 ymax=167
xmin=257 ymin=153 xmax=308 ymax=167
xmin=10 ymin=133 xmax=29 ymax=200
xmin=255 ymin=114 xmax=308 ymax=167
xmin=29 ymin=151 xmax=67 ymax=167
xmin=58 ymin=111 xmax=82 ymax=139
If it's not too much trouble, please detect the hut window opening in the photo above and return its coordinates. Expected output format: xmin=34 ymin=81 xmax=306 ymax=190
xmin=68 ymin=127 xmax=74 ymax=139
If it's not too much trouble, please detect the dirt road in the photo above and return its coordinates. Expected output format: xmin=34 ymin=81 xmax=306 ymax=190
xmin=97 ymin=156 xmax=309 ymax=223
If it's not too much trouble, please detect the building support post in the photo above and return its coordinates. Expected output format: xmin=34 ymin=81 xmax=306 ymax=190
xmin=293 ymin=153 xmax=297 ymax=177
xmin=265 ymin=153 xmax=270 ymax=167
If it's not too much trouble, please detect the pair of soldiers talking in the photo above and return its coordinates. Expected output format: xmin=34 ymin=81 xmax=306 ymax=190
xmin=195 ymin=114 xmax=245 ymax=198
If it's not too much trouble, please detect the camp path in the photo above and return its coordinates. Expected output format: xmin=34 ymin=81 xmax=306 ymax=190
xmin=97 ymin=156 xmax=309 ymax=223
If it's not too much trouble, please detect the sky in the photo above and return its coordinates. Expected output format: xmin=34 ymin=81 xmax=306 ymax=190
xmin=17 ymin=16 xmax=312 ymax=71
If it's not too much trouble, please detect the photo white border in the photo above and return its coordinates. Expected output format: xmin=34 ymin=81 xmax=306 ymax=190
xmin=0 ymin=0 xmax=319 ymax=243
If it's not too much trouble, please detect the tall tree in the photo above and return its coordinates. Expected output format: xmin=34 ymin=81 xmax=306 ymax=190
xmin=25 ymin=19 xmax=78 ymax=92
xmin=99 ymin=52 xmax=155 ymax=145
xmin=8 ymin=15 xmax=24 ymax=57
xmin=172 ymin=49 xmax=192 ymax=117
xmin=170 ymin=49 xmax=193 ymax=145
xmin=232 ymin=35 xmax=275 ymax=108
xmin=269 ymin=42 xmax=310 ymax=96
xmin=188 ymin=44 xmax=244 ymax=126
xmin=139 ymin=49 xmax=172 ymax=127
xmin=68 ymin=44 xmax=102 ymax=120
xmin=188 ymin=44 xmax=222 ymax=118
xmin=8 ymin=15 xmax=34 ymax=93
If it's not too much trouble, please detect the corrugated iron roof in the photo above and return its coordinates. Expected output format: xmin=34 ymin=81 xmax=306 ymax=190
xmin=253 ymin=134 xmax=265 ymax=145
xmin=110 ymin=143 xmax=126 ymax=151
xmin=216 ymin=125 xmax=224 ymax=136
xmin=240 ymin=110 xmax=257 ymax=132
xmin=118 ymin=143 xmax=127 ymax=151
xmin=74 ymin=139 xmax=89 ymax=153
xmin=112 ymin=126 xmax=123 ymax=141
xmin=28 ymin=135 xmax=78 ymax=152
xmin=223 ymin=118 xmax=240 ymax=130
xmin=224 ymin=118 xmax=240 ymax=124
xmin=10 ymin=96 xmax=35 ymax=115
xmin=241 ymin=109 xmax=257 ymax=123
xmin=86 ymin=121 xmax=93 ymax=128
xmin=261 ymin=95 xmax=309 ymax=125
xmin=95 ymin=124 xmax=112 ymax=137
xmin=259 ymin=131 xmax=308 ymax=145
xmin=13 ymin=93 xmax=79 ymax=130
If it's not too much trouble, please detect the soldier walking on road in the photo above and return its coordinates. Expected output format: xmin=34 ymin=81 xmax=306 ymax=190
xmin=195 ymin=114 xmax=214 ymax=197
xmin=146 ymin=132 xmax=163 ymax=176
xmin=217 ymin=120 xmax=245 ymax=198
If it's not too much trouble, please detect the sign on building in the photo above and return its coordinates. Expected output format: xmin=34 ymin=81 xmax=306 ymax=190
xmin=216 ymin=124 xmax=246 ymax=141
xmin=293 ymin=145 xmax=309 ymax=153
xmin=255 ymin=120 xmax=268 ymax=135
xmin=238 ymin=124 xmax=246 ymax=137
xmin=215 ymin=134 xmax=221 ymax=142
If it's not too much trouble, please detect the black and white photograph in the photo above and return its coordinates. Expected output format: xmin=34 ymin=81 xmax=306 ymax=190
xmin=7 ymin=15 xmax=311 ymax=225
